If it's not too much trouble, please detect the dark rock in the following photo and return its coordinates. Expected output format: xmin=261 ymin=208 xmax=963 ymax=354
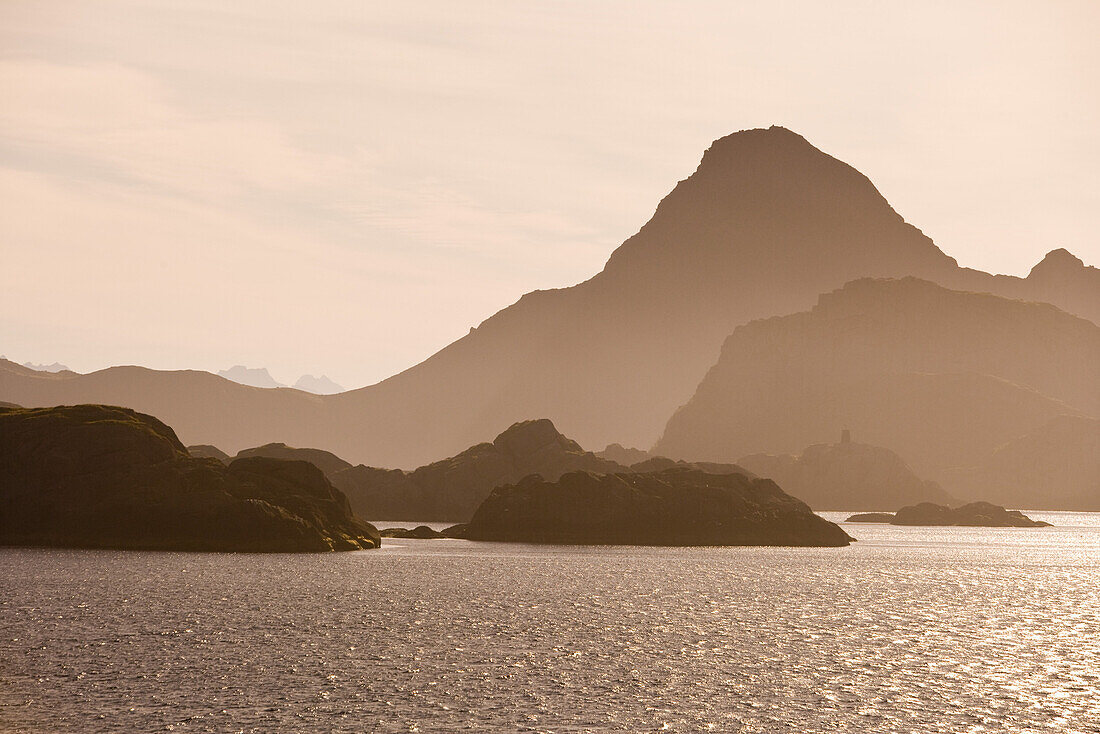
xmin=845 ymin=512 xmax=896 ymax=523
xmin=891 ymin=501 xmax=1051 ymax=528
xmin=380 ymin=525 xmax=445 ymax=539
xmin=0 ymin=405 xmax=380 ymax=552
xmin=440 ymin=523 xmax=468 ymax=538
xmin=187 ymin=444 xmax=230 ymax=463
xmin=461 ymin=468 xmax=853 ymax=546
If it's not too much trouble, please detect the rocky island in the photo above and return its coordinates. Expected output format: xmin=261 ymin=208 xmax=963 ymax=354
xmin=846 ymin=502 xmax=1050 ymax=527
xmin=892 ymin=502 xmax=1051 ymax=527
xmin=459 ymin=467 xmax=853 ymax=546
xmin=0 ymin=404 xmax=380 ymax=552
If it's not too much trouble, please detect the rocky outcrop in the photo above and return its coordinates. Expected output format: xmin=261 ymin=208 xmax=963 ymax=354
xmin=845 ymin=512 xmax=896 ymax=523
xmin=233 ymin=442 xmax=353 ymax=477
xmin=0 ymin=405 xmax=379 ymax=552
xmin=458 ymin=467 xmax=853 ymax=546
xmin=738 ymin=434 xmax=952 ymax=510
xmin=332 ymin=419 xmax=626 ymax=521
xmin=891 ymin=501 xmax=1050 ymax=527
xmin=379 ymin=525 xmax=446 ymax=539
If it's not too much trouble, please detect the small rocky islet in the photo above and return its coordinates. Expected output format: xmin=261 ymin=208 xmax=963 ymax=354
xmin=0 ymin=404 xmax=380 ymax=552
xmin=457 ymin=468 xmax=853 ymax=547
xmin=846 ymin=502 xmax=1051 ymax=528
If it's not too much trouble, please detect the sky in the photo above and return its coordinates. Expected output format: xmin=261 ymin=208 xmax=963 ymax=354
xmin=2 ymin=1 xmax=1098 ymax=389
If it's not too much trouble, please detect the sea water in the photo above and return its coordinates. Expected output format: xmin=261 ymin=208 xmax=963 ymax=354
xmin=2 ymin=512 xmax=1098 ymax=732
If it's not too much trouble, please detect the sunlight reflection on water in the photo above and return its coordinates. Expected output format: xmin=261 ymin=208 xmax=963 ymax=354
xmin=2 ymin=512 xmax=1099 ymax=732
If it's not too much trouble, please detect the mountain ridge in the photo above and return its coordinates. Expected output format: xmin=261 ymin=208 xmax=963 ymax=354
xmin=2 ymin=127 xmax=1097 ymax=467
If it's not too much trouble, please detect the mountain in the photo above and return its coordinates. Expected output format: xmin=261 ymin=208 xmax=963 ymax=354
xmin=738 ymin=432 xmax=954 ymax=511
xmin=293 ymin=375 xmax=344 ymax=395
xmin=228 ymin=420 xmax=753 ymax=522
xmin=2 ymin=127 xmax=1097 ymax=467
xmin=654 ymin=278 xmax=1100 ymax=505
xmin=597 ymin=443 xmax=654 ymax=465
xmin=0 ymin=405 xmax=379 ymax=552
xmin=233 ymin=442 xmax=353 ymax=477
xmin=22 ymin=362 xmax=70 ymax=373
xmin=187 ymin=444 xmax=230 ymax=462
xmin=217 ymin=366 xmax=285 ymax=389
xmin=940 ymin=415 xmax=1100 ymax=510
xmin=458 ymin=468 xmax=853 ymax=546
xmin=331 ymin=419 xmax=625 ymax=521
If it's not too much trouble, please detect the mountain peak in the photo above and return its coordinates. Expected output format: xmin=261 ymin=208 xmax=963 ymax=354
xmin=492 ymin=419 xmax=583 ymax=458
xmin=217 ymin=366 xmax=285 ymax=389
xmin=1030 ymin=248 xmax=1085 ymax=277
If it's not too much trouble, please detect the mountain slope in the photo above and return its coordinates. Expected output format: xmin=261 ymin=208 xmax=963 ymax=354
xmin=940 ymin=415 xmax=1100 ymax=510
xmin=738 ymin=435 xmax=954 ymax=511
xmin=2 ymin=127 xmax=1097 ymax=466
xmin=331 ymin=419 xmax=626 ymax=521
xmin=654 ymin=278 xmax=1100 ymax=503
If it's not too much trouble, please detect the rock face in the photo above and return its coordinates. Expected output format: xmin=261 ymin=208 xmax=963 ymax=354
xmin=233 ymin=442 xmax=353 ymax=478
xmin=656 ymin=278 xmax=1100 ymax=506
xmin=738 ymin=435 xmax=953 ymax=510
xmin=3 ymin=128 xmax=1096 ymax=469
xmin=332 ymin=419 xmax=625 ymax=521
xmin=891 ymin=502 xmax=1050 ymax=527
xmin=0 ymin=405 xmax=379 ymax=552
xmin=459 ymin=468 xmax=853 ymax=546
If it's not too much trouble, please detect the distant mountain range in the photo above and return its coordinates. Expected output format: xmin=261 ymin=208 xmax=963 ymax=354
xmin=2 ymin=127 xmax=1096 ymax=503
xmin=292 ymin=375 xmax=344 ymax=395
xmin=216 ymin=366 xmax=344 ymax=394
xmin=0 ymin=358 xmax=71 ymax=373
xmin=217 ymin=366 xmax=285 ymax=389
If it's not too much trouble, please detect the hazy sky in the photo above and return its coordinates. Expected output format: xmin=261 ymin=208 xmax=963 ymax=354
xmin=2 ymin=1 xmax=1098 ymax=388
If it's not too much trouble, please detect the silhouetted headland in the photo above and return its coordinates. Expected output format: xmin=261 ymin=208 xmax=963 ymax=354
xmin=0 ymin=405 xmax=379 ymax=552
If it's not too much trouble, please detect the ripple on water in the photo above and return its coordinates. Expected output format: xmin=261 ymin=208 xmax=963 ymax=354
xmin=2 ymin=513 xmax=1099 ymax=732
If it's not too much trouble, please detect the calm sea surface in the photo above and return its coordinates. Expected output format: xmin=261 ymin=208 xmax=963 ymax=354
xmin=2 ymin=512 xmax=1099 ymax=733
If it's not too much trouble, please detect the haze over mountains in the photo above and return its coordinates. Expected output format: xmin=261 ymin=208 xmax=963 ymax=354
xmin=656 ymin=277 xmax=1100 ymax=508
xmin=217 ymin=366 xmax=345 ymax=394
xmin=1 ymin=127 xmax=1096 ymax=487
